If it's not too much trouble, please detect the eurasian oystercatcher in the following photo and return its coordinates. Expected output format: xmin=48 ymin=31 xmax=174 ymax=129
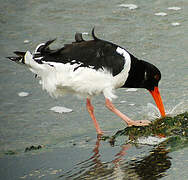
xmin=7 ymin=28 xmax=165 ymax=135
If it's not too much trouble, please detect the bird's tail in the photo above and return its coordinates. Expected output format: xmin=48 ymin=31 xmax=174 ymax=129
xmin=7 ymin=51 xmax=26 ymax=65
xmin=7 ymin=49 xmax=49 ymax=78
xmin=7 ymin=39 xmax=56 ymax=65
xmin=7 ymin=39 xmax=58 ymax=77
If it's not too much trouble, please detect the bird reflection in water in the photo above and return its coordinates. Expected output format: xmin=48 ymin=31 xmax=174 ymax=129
xmin=60 ymin=136 xmax=171 ymax=180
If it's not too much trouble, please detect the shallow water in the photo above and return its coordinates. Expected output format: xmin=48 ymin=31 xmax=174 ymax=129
xmin=0 ymin=0 xmax=188 ymax=179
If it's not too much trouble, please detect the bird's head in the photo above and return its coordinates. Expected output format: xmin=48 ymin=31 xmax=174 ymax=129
xmin=124 ymin=59 xmax=166 ymax=117
xmin=143 ymin=61 xmax=166 ymax=118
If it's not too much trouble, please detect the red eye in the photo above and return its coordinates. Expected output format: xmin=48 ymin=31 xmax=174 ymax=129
xmin=154 ymin=74 xmax=160 ymax=81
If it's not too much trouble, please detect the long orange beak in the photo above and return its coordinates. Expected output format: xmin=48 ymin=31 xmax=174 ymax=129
xmin=149 ymin=87 xmax=166 ymax=117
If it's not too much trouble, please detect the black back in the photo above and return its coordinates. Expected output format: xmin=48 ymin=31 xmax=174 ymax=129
xmin=34 ymin=29 xmax=127 ymax=76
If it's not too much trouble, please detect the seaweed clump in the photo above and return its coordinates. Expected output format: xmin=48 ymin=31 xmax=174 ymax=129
xmin=25 ymin=145 xmax=43 ymax=152
xmin=102 ymin=112 xmax=188 ymax=144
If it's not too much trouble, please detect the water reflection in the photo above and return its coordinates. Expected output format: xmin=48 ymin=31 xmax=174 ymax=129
xmin=132 ymin=147 xmax=171 ymax=179
xmin=60 ymin=137 xmax=171 ymax=180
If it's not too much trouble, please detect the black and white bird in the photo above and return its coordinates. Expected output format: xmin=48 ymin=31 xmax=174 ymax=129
xmin=7 ymin=28 xmax=165 ymax=135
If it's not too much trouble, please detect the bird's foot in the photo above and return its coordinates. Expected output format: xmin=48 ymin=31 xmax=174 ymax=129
xmin=96 ymin=131 xmax=104 ymax=138
xmin=97 ymin=133 xmax=104 ymax=139
xmin=127 ymin=120 xmax=151 ymax=127
xmin=97 ymin=130 xmax=115 ymax=139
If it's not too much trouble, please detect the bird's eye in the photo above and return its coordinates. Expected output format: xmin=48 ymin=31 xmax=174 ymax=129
xmin=154 ymin=74 xmax=160 ymax=81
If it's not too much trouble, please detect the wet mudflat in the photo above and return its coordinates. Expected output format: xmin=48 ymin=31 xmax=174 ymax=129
xmin=0 ymin=0 xmax=188 ymax=179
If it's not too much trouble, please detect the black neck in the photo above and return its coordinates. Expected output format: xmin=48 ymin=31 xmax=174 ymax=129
xmin=123 ymin=55 xmax=146 ymax=88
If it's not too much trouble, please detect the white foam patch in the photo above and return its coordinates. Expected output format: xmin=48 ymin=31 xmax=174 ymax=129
xmin=50 ymin=106 xmax=73 ymax=113
xmin=167 ymin=7 xmax=181 ymax=11
xmin=137 ymin=136 xmax=167 ymax=145
xmin=126 ymin=88 xmax=138 ymax=92
xmin=171 ymin=22 xmax=180 ymax=26
xmin=119 ymin=4 xmax=138 ymax=10
xmin=18 ymin=92 xmax=29 ymax=97
xmin=120 ymin=100 xmax=127 ymax=104
xmin=24 ymin=40 xmax=30 ymax=44
xmin=155 ymin=12 xmax=167 ymax=16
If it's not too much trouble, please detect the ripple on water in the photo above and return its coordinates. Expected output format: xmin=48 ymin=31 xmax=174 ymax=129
xmin=126 ymin=88 xmax=138 ymax=92
xmin=154 ymin=12 xmax=167 ymax=16
xmin=167 ymin=7 xmax=181 ymax=11
xmin=171 ymin=22 xmax=180 ymax=26
xmin=118 ymin=4 xmax=138 ymax=10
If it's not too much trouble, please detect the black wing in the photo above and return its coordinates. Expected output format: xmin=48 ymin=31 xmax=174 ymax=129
xmin=33 ymin=29 xmax=126 ymax=76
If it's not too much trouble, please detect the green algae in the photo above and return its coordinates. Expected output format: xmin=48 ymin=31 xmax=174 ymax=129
xmin=4 ymin=150 xmax=17 ymax=155
xmin=102 ymin=112 xmax=188 ymax=147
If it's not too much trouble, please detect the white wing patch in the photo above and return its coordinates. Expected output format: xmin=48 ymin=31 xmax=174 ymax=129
xmin=114 ymin=47 xmax=131 ymax=88
xmin=116 ymin=47 xmax=131 ymax=67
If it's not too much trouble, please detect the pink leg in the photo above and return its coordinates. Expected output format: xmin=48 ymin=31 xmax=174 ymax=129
xmin=86 ymin=98 xmax=103 ymax=135
xmin=105 ymin=98 xmax=151 ymax=126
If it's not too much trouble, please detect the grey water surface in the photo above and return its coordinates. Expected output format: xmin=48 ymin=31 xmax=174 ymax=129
xmin=0 ymin=0 xmax=188 ymax=179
